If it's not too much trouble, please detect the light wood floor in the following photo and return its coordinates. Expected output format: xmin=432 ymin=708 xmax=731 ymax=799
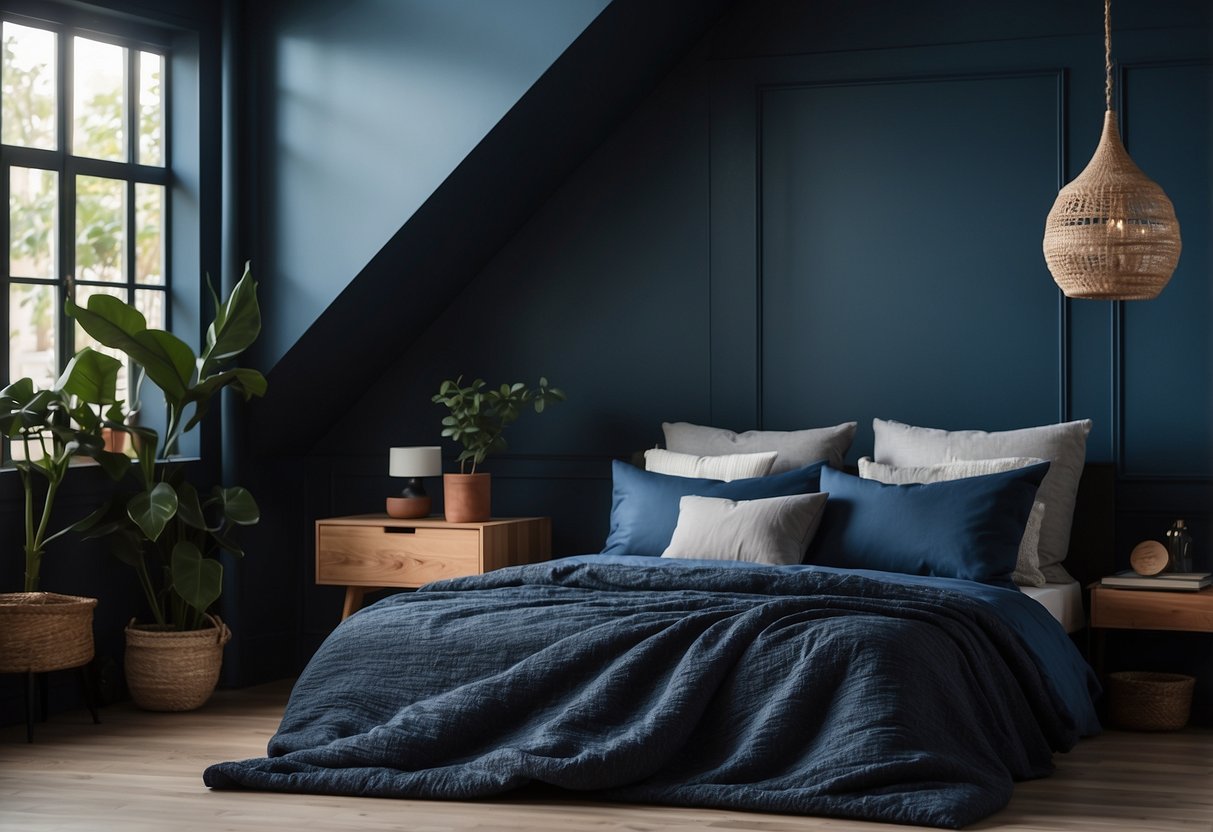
xmin=1 ymin=679 xmax=1210 ymax=832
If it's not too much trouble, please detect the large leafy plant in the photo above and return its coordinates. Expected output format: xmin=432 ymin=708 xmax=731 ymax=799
xmin=0 ymin=348 xmax=129 ymax=591
xmin=67 ymin=264 xmax=267 ymax=631
xmin=433 ymin=377 xmax=564 ymax=474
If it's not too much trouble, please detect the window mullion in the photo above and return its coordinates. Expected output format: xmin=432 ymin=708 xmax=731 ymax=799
xmin=125 ymin=50 xmax=137 ymax=304
xmin=59 ymin=24 xmax=72 ymax=365
xmin=1 ymin=161 xmax=10 ymax=385
xmin=161 ymin=50 xmax=171 ymax=334
xmin=62 ymin=157 xmax=75 ymax=359
xmin=125 ymin=48 xmax=139 ymax=400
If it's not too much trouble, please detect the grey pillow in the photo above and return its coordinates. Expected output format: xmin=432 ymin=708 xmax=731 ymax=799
xmin=858 ymin=456 xmax=1048 ymax=587
xmin=662 ymin=421 xmax=857 ymax=472
xmin=661 ymin=492 xmax=829 ymax=565
xmin=872 ymin=418 xmax=1092 ymax=583
xmin=643 ymin=448 xmax=778 ymax=481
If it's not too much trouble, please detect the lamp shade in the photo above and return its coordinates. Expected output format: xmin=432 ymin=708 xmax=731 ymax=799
xmin=389 ymin=446 xmax=442 ymax=478
xmin=1043 ymin=111 xmax=1182 ymax=300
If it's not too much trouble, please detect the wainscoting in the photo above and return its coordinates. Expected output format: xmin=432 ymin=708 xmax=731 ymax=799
xmin=227 ymin=2 xmax=1212 ymax=687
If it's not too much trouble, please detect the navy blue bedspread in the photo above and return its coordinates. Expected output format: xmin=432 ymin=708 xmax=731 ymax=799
xmin=204 ymin=558 xmax=1098 ymax=828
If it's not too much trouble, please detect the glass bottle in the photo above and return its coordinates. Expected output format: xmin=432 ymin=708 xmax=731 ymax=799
xmin=1164 ymin=519 xmax=1193 ymax=573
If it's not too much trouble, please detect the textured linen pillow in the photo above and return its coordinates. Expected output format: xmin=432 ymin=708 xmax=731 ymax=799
xmin=601 ymin=459 xmax=825 ymax=557
xmin=1015 ymin=501 xmax=1047 ymax=587
xmin=662 ymin=421 xmax=857 ymax=472
xmin=644 ymin=448 xmax=778 ymax=481
xmin=858 ymin=456 xmax=1049 ymax=587
xmin=872 ymin=418 xmax=1091 ymax=582
xmin=661 ymin=492 xmax=829 ymax=565
xmin=808 ymin=462 xmax=1050 ymax=587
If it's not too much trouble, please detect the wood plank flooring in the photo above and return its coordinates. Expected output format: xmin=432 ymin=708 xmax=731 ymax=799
xmin=1 ymin=679 xmax=1210 ymax=831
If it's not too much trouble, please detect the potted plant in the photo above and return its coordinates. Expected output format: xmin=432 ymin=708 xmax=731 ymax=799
xmin=432 ymin=376 xmax=564 ymax=522
xmin=0 ymin=348 xmax=129 ymax=679
xmin=68 ymin=264 xmax=266 ymax=711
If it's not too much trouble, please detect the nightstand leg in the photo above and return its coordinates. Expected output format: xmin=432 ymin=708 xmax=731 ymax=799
xmin=341 ymin=586 xmax=367 ymax=620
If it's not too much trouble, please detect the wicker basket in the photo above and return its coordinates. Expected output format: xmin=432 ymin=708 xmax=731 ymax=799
xmin=0 ymin=592 xmax=97 ymax=674
xmin=124 ymin=615 xmax=231 ymax=712
xmin=1107 ymin=671 xmax=1195 ymax=731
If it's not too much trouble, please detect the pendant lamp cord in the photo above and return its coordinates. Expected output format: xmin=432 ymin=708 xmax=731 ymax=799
xmin=1104 ymin=0 xmax=1113 ymax=111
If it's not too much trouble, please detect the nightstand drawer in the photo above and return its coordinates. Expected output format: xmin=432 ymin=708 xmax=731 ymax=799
xmin=317 ymin=524 xmax=480 ymax=586
xmin=1090 ymin=585 xmax=1213 ymax=632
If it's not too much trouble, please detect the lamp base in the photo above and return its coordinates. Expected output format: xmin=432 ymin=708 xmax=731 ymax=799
xmin=386 ymin=495 xmax=431 ymax=519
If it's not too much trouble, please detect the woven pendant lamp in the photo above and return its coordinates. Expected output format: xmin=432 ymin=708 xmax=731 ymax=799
xmin=1042 ymin=0 xmax=1181 ymax=300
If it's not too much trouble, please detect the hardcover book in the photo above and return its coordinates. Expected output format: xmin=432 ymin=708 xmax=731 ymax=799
xmin=1100 ymin=571 xmax=1212 ymax=591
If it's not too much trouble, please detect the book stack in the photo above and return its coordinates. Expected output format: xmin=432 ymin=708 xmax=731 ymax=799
xmin=1100 ymin=571 xmax=1212 ymax=591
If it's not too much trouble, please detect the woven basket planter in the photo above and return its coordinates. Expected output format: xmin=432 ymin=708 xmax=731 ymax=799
xmin=0 ymin=592 xmax=96 ymax=674
xmin=124 ymin=615 xmax=231 ymax=712
xmin=1108 ymin=671 xmax=1194 ymax=731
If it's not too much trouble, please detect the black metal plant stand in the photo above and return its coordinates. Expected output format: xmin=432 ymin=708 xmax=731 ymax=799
xmin=22 ymin=666 xmax=101 ymax=743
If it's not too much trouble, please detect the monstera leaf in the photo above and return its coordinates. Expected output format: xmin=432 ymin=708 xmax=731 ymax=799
xmin=171 ymin=541 xmax=223 ymax=615
xmin=127 ymin=482 xmax=179 ymax=542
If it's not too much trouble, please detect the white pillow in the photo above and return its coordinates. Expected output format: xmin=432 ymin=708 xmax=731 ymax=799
xmin=661 ymin=492 xmax=829 ymax=565
xmin=1015 ymin=501 xmax=1047 ymax=588
xmin=872 ymin=418 xmax=1091 ymax=583
xmin=858 ymin=456 xmax=1048 ymax=587
xmin=644 ymin=448 xmax=777 ymax=481
xmin=662 ymin=421 xmax=856 ymax=472
xmin=858 ymin=456 xmax=1045 ymax=485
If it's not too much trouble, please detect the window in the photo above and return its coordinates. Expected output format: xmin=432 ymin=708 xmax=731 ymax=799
xmin=2 ymin=14 xmax=169 ymax=410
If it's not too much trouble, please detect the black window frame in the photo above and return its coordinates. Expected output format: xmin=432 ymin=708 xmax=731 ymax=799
xmin=1 ymin=6 xmax=174 ymax=401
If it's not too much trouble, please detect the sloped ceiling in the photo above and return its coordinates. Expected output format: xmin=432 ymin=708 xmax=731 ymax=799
xmin=251 ymin=0 xmax=734 ymax=453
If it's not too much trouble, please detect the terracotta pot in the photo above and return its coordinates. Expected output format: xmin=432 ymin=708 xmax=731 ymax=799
xmin=443 ymin=473 xmax=491 ymax=523
xmin=386 ymin=495 xmax=430 ymax=518
xmin=124 ymin=615 xmax=231 ymax=711
xmin=101 ymin=427 xmax=126 ymax=453
xmin=0 ymin=592 xmax=97 ymax=674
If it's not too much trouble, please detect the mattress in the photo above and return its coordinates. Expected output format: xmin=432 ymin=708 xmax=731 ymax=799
xmin=1021 ymin=580 xmax=1084 ymax=633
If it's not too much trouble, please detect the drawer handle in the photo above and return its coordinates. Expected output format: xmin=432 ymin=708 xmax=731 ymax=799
xmin=384 ymin=527 xmax=417 ymax=535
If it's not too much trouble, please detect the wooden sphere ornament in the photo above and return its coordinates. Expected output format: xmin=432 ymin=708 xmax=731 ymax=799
xmin=1129 ymin=540 xmax=1168 ymax=576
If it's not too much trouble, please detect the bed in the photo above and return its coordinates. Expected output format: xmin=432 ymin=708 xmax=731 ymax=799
xmin=1022 ymin=580 xmax=1085 ymax=634
xmin=204 ymin=419 xmax=1105 ymax=829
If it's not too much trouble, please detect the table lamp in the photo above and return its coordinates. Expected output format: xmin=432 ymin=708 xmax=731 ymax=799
xmin=386 ymin=446 xmax=442 ymax=518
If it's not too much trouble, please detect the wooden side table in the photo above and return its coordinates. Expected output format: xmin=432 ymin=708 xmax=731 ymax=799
xmin=1088 ymin=584 xmax=1213 ymax=675
xmin=1090 ymin=584 xmax=1213 ymax=632
xmin=316 ymin=515 xmax=551 ymax=619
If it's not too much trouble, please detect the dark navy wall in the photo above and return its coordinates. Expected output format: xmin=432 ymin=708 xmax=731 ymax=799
xmin=228 ymin=1 xmax=1210 ymax=694
xmin=232 ymin=0 xmax=732 ymax=677
xmin=245 ymin=0 xmax=609 ymax=372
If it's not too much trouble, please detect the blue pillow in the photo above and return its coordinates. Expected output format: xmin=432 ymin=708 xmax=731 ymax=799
xmin=602 ymin=460 xmax=825 ymax=557
xmin=807 ymin=462 xmax=1050 ymax=586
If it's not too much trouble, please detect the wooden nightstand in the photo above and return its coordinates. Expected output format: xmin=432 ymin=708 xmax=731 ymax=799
xmin=1088 ymin=584 xmax=1213 ymax=676
xmin=316 ymin=515 xmax=551 ymax=619
xmin=1090 ymin=585 xmax=1213 ymax=633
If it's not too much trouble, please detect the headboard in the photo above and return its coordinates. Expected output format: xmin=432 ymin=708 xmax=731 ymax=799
xmin=1064 ymin=463 xmax=1117 ymax=589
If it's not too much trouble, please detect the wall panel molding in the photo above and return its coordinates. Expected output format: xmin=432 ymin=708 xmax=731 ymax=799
xmin=1115 ymin=59 xmax=1213 ymax=479
xmin=1055 ymin=67 xmax=1073 ymax=424
xmin=756 ymin=68 xmax=1068 ymax=433
xmin=710 ymin=64 xmax=1065 ymax=449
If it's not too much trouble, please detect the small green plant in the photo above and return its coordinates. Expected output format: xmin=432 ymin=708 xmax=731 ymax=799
xmin=67 ymin=264 xmax=266 ymax=631
xmin=433 ymin=377 xmax=564 ymax=474
xmin=0 ymin=348 xmax=130 ymax=591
